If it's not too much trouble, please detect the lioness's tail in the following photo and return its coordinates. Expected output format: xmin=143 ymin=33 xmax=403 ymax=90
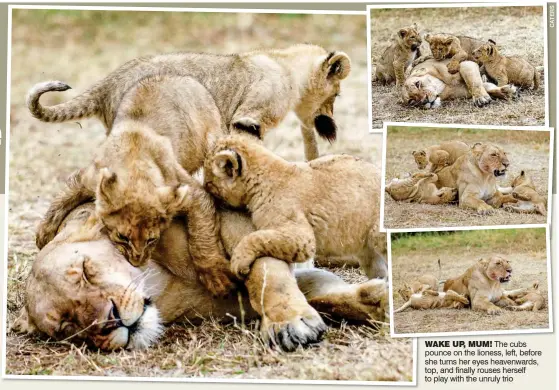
xmin=26 ymin=80 xmax=100 ymax=123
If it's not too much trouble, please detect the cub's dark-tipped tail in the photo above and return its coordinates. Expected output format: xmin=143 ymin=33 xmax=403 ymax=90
xmin=26 ymin=80 xmax=99 ymax=123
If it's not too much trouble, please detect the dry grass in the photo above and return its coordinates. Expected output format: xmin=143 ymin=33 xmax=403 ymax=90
xmin=5 ymin=9 xmax=412 ymax=381
xmin=390 ymin=228 xmax=550 ymax=335
xmin=383 ymin=126 xmax=550 ymax=229
xmin=370 ymin=6 xmax=546 ymax=129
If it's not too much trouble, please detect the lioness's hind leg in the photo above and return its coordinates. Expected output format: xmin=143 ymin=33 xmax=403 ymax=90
xmin=484 ymin=83 xmax=518 ymax=101
xmin=246 ymin=257 xmax=326 ymax=352
xmin=459 ymin=61 xmax=491 ymax=107
xmin=296 ymin=268 xmax=389 ymax=324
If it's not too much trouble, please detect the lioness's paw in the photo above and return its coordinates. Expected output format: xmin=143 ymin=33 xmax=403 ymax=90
xmin=476 ymin=204 xmax=495 ymax=215
xmin=472 ymin=94 xmax=492 ymax=107
xmin=261 ymin=307 xmax=327 ymax=352
xmin=486 ymin=307 xmax=502 ymax=315
xmin=502 ymin=84 xmax=519 ymax=100
xmin=357 ymin=278 xmax=390 ymax=322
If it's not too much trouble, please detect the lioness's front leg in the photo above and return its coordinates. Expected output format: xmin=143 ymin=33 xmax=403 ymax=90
xmin=459 ymin=184 xmax=493 ymax=214
xmin=471 ymin=295 xmax=502 ymax=315
xmin=245 ymin=257 xmax=326 ymax=351
xmin=230 ymin=220 xmax=316 ymax=277
xmin=494 ymin=295 xmax=517 ymax=308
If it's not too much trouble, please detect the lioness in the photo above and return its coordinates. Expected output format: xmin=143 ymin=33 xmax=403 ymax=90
xmin=504 ymin=170 xmax=547 ymax=215
xmin=472 ymin=41 xmax=540 ymax=89
xmin=203 ymin=134 xmax=387 ymax=280
xmin=424 ymin=33 xmax=487 ymax=74
xmin=433 ymin=143 xmax=517 ymax=214
xmin=443 ymin=256 xmax=516 ymax=314
xmin=394 ymin=289 xmax=469 ymax=313
xmin=507 ymin=282 xmax=545 ymax=312
xmin=412 ymin=140 xmax=470 ymax=172
xmin=374 ymin=23 xmax=423 ymax=87
xmin=385 ymin=172 xmax=457 ymax=205
xmin=402 ymin=59 xmax=518 ymax=108
xmin=28 ymin=44 xmax=351 ymax=162
xmin=10 ymin=203 xmax=389 ymax=352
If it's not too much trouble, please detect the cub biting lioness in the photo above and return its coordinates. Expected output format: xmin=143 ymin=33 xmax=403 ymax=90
xmin=203 ymin=134 xmax=387 ymax=280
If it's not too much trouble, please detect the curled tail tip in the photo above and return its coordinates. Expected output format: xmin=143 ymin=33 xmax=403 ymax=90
xmin=314 ymin=115 xmax=337 ymax=143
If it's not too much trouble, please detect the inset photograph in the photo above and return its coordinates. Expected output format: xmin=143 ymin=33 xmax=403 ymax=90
xmin=369 ymin=5 xmax=546 ymax=129
xmin=382 ymin=124 xmax=552 ymax=230
xmin=389 ymin=227 xmax=551 ymax=337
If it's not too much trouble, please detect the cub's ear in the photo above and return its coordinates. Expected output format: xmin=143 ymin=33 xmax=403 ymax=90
xmin=398 ymin=28 xmax=408 ymax=39
xmin=325 ymin=51 xmax=351 ymax=80
xmin=533 ymin=281 xmax=539 ymax=290
xmin=157 ymin=184 xmax=191 ymax=212
xmin=97 ymin=168 xmax=118 ymax=209
xmin=211 ymin=149 xmax=242 ymax=180
xmin=520 ymin=170 xmax=525 ymax=176
xmin=412 ymin=22 xmax=418 ymax=30
xmin=10 ymin=306 xmax=38 ymax=335
xmin=444 ymin=37 xmax=454 ymax=45
xmin=424 ymin=33 xmax=432 ymax=43
xmin=488 ymin=39 xmax=497 ymax=45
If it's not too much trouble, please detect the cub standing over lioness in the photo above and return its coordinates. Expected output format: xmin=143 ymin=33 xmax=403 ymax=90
xmin=203 ymin=134 xmax=387 ymax=280
xmin=423 ymin=33 xmax=487 ymax=74
xmin=412 ymin=140 xmax=470 ymax=172
xmin=472 ymin=41 xmax=540 ymax=89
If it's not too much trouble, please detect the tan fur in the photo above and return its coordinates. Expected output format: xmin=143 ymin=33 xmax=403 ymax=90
xmin=375 ymin=23 xmax=423 ymax=87
xmin=506 ymin=282 xmax=545 ymax=312
xmin=425 ymin=34 xmax=486 ymax=74
xmin=203 ymin=134 xmax=387 ymax=280
xmin=504 ymin=171 xmax=547 ymax=215
xmin=397 ymin=274 xmax=439 ymax=302
xmin=473 ymin=42 xmax=540 ymax=89
xmin=412 ymin=140 xmax=470 ymax=172
xmin=35 ymin=75 xmax=235 ymax=297
xmin=402 ymin=59 xmax=518 ymax=108
xmin=433 ymin=143 xmax=517 ymax=214
xmin=443 ymin=256 xmax=516 ymax=314
xmin=27 ymin=44 xmax=351 ymax=162
xmin=385 ymin=172 xmax=457 ymax=205
xmin=394 ymin=289 xmax=469 ymax=313
xmin=11 ymin=203 xmax=389 ymax=352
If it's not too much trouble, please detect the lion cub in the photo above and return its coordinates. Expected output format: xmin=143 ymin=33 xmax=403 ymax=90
xmin=472 ymin=41 xmax=539 ymax=89
xmin=394 ymin=289 xmax=469 ymax=313
xmin=412 ymin=140 xmax=470 ymax=172
xmin=385 ymin=172 xmax=457 ymax=205
xmin=397 ymin=274 xmax=439 ymax=302
xmin=508 ymin=282 xmax=545 ymax=312
xmin=504 ymin=171 xmax=547 ymax=215
xmin=424 ymin=33 xmax=487 ymax=74
xmin=203 ymin=134 xmax=387 ymax=279
xmin=375 ymin=23 xmax=423 ymax=87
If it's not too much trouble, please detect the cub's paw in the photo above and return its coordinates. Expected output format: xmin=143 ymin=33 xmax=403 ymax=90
xmin=447 ymin=62 xmax=460 ymax=74
xmin=230 ymin=253 xmax=256 ymax=279
xmin=197 ymin=266 xmax=237 ymax=298
xmin=261 ymin=306 xmax=327 ymax=352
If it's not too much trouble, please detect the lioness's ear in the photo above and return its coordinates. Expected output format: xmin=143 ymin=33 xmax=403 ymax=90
xmin=398 ymin=28 xmax=408 ymax=39
xmin=97 ymin=168 xmax=118 ymax=208
xmin=325 ymin=51 xmax=351 ymax=80
xmin=10 ymin=306 xmax=38 ymax=335
xmin=212 ymin=150 xmax=242 ymax=180
xmin=157 ymin=185 xmax=191 ymax=212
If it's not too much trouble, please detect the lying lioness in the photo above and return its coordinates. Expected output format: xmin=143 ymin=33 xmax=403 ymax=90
xmin=394 ymin=289 xmax=469 ymax=313
xmin=443 ymin=256 xmax=517 ymax=314
xmin=203 ymin=134 xmax=387 ymax=280
xmin=10 ymin=203 xmax=389 ymax=352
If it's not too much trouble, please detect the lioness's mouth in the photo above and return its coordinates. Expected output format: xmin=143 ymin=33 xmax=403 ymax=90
xmin=494 ymin=169 xmax=506 ymax=177
xmin=411 ymin=44 xmax=419 ymax=51
xmin=500 ymin=276 xmax=511 ymax=283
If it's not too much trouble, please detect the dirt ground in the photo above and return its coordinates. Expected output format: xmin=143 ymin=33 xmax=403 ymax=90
xmin=4 ymin=9 xmax=412 ymax=381
xmin=390 ymin=229 xmax=550 ymax=335
xmin=383 ymin=126 xmax=550 ymax=229
xmin=370 ymin=6 xmax=546 ymax=129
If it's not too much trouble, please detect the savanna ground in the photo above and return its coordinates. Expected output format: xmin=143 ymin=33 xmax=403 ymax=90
xmin=383 ymin=126 xmax=550 ymax=229
xmin=370 ymin=6 xmax=546 ymax=129
xmin=4 ymin=9 xmax=413 ymax=381
xmin=390 ymin=228 xmax=550 ymax=335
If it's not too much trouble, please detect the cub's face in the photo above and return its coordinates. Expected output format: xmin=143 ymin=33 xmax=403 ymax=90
xmin=482 ymin=256 xmax=512 ymax=283
xmin=511 ymin=171 xmax=529 ymax=188
xmin=398 ymin=24 xmax=422 ymax=51
xmin=95 ymin=168 xmax=189 ymax=267
xmin=412 ymin=150 xmax=428 ymax=169
xmin=425 ymin=34 xmax=456 ymax=61
xmin=471 ymin=143 xmax=509 ymax=177
xmin=472 ymin=43 xmax=497 ymax=63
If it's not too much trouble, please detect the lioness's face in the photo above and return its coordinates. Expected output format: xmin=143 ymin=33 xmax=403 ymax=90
xmin=402 ymin=76 xmax=441 ymax=107
xmin=20 ymin=240 xmax=163 ymax=350
xmin=483 ymin=256 xmax=512 ymax=283
xmin=472 ymin=143 xmax=509 ymax=177
xmin=398 ymin=24 xmax=422 ymax=51
xmin=412 ymin=150 xmax=428 ymax=169
xmin=425 ymin=35 xmax=455 ymax=61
